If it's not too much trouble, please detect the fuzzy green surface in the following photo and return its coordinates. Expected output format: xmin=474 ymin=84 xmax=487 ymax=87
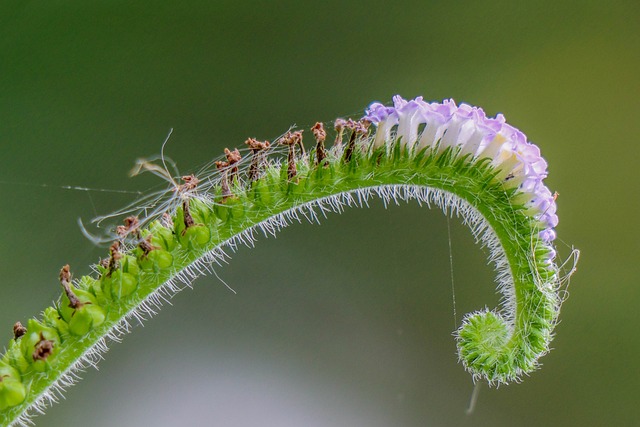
xmin=0 ymin=145 xmax=558 ymax=426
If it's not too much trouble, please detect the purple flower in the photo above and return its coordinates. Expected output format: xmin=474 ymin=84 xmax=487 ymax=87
xmin=364 ymin=95 xmax=559 ymax=242
xmin=539 ymin=229 xmax=557 ymax=242
xmin=364 ymin=102 xmax=395 ymax=124
xmin=394 ymin=96 xmax=430 ymax=148
xmin=365 ymin=102 xmax=398 ymax=149
xmin=415 ymin=99 xmax=456 ymax=151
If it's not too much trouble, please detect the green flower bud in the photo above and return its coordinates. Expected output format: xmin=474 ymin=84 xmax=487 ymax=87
xmin=0 ymin=362 xmax=26 ymax=410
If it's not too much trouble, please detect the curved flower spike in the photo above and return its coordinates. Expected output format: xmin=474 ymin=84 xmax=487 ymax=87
xmin=0 ymin=95 xmax=577 ymax=426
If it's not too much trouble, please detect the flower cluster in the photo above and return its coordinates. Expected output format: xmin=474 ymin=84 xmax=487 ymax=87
xmin=364 ymin=96 xmax=558 ymax=244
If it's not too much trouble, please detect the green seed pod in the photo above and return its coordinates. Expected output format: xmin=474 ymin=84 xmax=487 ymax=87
xmin=80 ymin=275 xmax=109 ymax=307
xmin=58 ymin=288 xmax=106 ymax=336
xmin=138 ymin=249 xmax=174 ymax=273
xmin=43 ymin=307 xmax=69 ymax=338
xmin=249 ymin=177 xmax=273 ymax=206
xmin=178 ymin=224 xmax=211 ymax=250
xmin=121 ymin=254 xmax=140 ymax=277
xmin=99 ymin=253 xmax=141 ymax=301
xmin=0 ymin=362 xmax=26 ymax=410
xmin=173 ymin=205 xmax=186 ymax=235
xmin=189 ymin=198 xmax=212 ymax=224
xmin=102 ymin=270 xmax=139 ymax=300
xmin=147 ymin=221 xmax=177 ymax=251
xmin=20 ymin=319 xmax=60 ymax=372
xmin=213 ymin=196 xmax=244 ymax=224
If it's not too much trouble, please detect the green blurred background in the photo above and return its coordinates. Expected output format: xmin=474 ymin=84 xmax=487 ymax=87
xmin=1 ymin=1 xmax=638 ymax=426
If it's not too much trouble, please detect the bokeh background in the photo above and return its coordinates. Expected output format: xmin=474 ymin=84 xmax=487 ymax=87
xmin=1 ymin=1 xmax=638 ymax=426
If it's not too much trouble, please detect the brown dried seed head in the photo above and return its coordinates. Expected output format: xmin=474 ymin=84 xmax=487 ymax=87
xmin=214 ymin=161 xmax=232 ymax=200
xmin=280 ymin=131 xmax=305 ymax=156
xmin=109 ymin=241 xmax=122 ymax=260
xmin=59 ymin=264 xmax=72 ymax=285
xmin=13 ymin=321 xmax=26 ymax=340
xmin=246 ymin=138 xmax=271 ymax=183
xmin=123 ymin=216 xmax=139 ymax=230
xmin=342 ymin=119 xmax=365 ymax=164
xmin=279 ymin=131 xmax=300 ymax=180
xmin=224 ymin=148 xmax=242 ymax=165
xmin=180 ymin=175 xmax=200 ymax=192
xmin=33 ymin=333 xmax=54 ymax=361
xmin=334 ymin=118 xmax=347 ymax=148
xmin=311 ymin=122 xmax=326 ymax=142
xmin=115 ymin=225 xmax=127 ymax=237
xmin=278 ymin=131 xmax=295 ymax=146
xmin=138 ymin=235 xmax=157 ymax=256
xmin=356 ymin=119 xmax=371 ymax=134
xmin=59 ymin=265 xmax=83 ymax=309
xmin=117 ymin=216 xmax=140 ymax=238
xmin=292 ymin=130 xmax=303 ymax=145
xmin=312 ymin=122 xmax=328 ymax=166
xmin=182 ymin=199 xmax=196 ymax=228
xmin=106 ymin=241 xmax=122 ymax=276
xmin=245 ymin=138 xmax=270 ymax=152
xmin=215 ymin=160 xmax=230 ymax=169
